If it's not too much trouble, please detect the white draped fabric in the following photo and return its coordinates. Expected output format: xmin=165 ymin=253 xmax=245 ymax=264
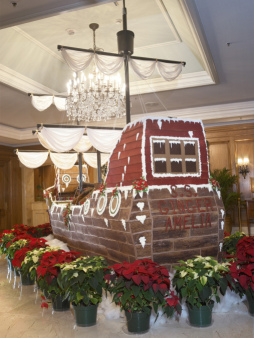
xmin=50 ymin=153 xmax=78 ymax=170
xmin=94 ymin=53 xmax=123 ymax=75
xmin=129 ymin=59 xmax=156 ymax=80
xmin=83 ymin=153 xmax=110 ymax=168
xmin=37 ymin=132 xmax=55 ymax=151
xmin=73 ymin=136 xmax=92 ymax=152
xmin=157 ymin=62 xmax=182 ymax=81
xmin=61 ymin=48 xmax=123 ymax=75
xmin=17 ymin=151 xmax=48 ymax=169
xmin=129 ymin=59 xmax=182 ymax=81
xmin=41 ymin=127 xmax=85 ymax=153
xmin=86 ymin=128 xmax=122 ymax=153
xmin=31 ymin=96 xmax=53 ymax=111
xmin=54 ymin=97 xmax=66 ymax=111
xmin=31 ymin=96 xmax=66 ymax=111
xmin=61 ymin=49 xmax=93 ymax=72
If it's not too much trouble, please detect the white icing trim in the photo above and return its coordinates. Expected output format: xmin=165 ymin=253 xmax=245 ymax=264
xmin=185 ymin=158 xmax=196 ymax=162
xmin=155 ymin=158 xmax=167 ymax=162
xmin=109 ymin=193 xmax=121 ymax=217
xmin=170 ymin=158 xmax=183 ymax=162
xmin=124 ymin=190 xmax=128 ymax=200
xmin=123 ymin=144 xmax=126 ymax=150
xmin=91 ymin=208 xmax=94 ymax=216
xmin=104 ymin=218 xmax=108 ymax=227
xmin=141 ymin=120 xmax=146 ymax=180
xmin=221 ymin=221 xmax=224 ymax=230
xmin=153 ymin=140 xmax=165 ymax=144
xmin=137 ymin=202 xmax=145 ymax=211
xmin=184 ymin=141 xmax=195 ymax=145
xmin=157 ymin=120 xmax=162 ymax=130
xmin=128 ymin=157 xmax=130 ymax=164
xmin=139 ymin=236 xmax=146 ymax=248
xmin=96 ymin=195 xmax=107 ymax=215
xmin=83 ymin=199 xmax=90 ymax=215
xmin=136 ymin=133 xmax=139 ymax=140
xmin=219 ymin=243 xmax=223 ymax=252
xmin=121 ymin=219 xmax=126 ymax=231
xmin=136 ymin=215 xmax=146 ymax=224
xmin=220 ymin=209 xmax=225 ymax=218
xmin=188 ymin=131 xmax=193 ymax=138
xmin=139 ymin=191 xmax=144 ymax=198
xmin=118 ymin=152 xmax=121 ymax=160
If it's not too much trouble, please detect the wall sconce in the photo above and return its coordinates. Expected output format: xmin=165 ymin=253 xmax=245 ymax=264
xmin=238 ymin=157 xmax=250 ymax=179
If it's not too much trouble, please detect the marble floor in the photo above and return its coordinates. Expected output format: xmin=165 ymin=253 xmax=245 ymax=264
xmin=0 ymin=257 xmax=253 ymax=338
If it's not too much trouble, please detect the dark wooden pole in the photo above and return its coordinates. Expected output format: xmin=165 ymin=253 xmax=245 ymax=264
xmin=97 ymin=150 xmax=102 ymax=183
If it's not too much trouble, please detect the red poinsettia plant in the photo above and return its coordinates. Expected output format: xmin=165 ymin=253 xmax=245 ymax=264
xmin=104 ymin=259 xmax=181 ymax=318
xmin=132 ymin=177 xmax=148 ymax=193
xmin=12 ymin=238 xmax=48 ymax=269
xmin=36 ymin=250 xmax=81 ymax=308
xmin=229 ymin=236 xmax=254 ymax=299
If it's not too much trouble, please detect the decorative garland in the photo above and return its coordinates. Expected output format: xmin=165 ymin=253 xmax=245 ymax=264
xmin=62 ymin=202 xmax=72 ymax=229
xmin=209 ymin=176 xmax=221 ymax=191
xmin=99 ymin=183 xmax=107 ymax=196
xmin=132 ymin=177 xmax=148 ymax=192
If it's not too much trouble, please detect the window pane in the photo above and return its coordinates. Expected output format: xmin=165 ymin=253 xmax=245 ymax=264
xmin=186 ymin=161 xmax=197 ymax=172
xmin=171 ymin=160 xmax=182 ymax=172
xmin=155 ymin=160 xmax=167 ymax=173
xmin=154 ymin=141 xmax=165 ymax=154
xmin=169 ymin=142 xmax=181 ymax=155
xmin=185 ymin=143 xmax=195 ymax=155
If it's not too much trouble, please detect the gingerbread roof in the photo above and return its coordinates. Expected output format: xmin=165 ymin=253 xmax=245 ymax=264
xmin=105 ymin=117 xmax=209 ymax=188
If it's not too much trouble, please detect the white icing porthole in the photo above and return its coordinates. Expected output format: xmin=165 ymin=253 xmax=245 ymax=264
xmin=97 ymin=194 xmax=107 ymax=215
xmin=109 ymin=193 xmax=121 ymax=217
xmin=62 ymin=174 xmax=71 ymax=187
xmin=83 ymin=199 xmax=90 ymax=215
xmin=77 ymin=174 xmax=86 ymax=183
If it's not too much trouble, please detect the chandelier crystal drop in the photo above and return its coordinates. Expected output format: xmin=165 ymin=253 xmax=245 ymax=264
xmin=66 ymin=69 xmax=126 ymax=122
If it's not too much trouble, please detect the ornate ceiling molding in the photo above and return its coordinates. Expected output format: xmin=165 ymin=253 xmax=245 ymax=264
xmin=0 ymin=64 xmax=59 ymax=94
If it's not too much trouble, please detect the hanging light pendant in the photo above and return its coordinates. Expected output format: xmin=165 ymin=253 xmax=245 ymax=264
xmin=66 ymin=23 xmax=126 ymax=122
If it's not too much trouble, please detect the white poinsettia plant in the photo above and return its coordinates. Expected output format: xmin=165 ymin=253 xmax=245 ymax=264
xmin=21 ymin=246 xmax=61 ymax=281
xmin=172 ymin=256 xmax=233 ymax=308
xmin=57 ymin=256 xmax=109 ymax=306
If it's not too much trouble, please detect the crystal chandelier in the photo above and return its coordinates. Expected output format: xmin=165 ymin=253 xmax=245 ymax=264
xmin=66 ymin=24 xmax=126 ymax=122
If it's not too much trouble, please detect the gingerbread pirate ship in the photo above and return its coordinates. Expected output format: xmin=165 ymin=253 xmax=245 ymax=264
xmin=49 ymin=117 xmax=225 ymax=269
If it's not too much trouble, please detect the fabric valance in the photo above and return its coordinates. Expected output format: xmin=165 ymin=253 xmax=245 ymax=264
xmin=83 ymin=153 xmax=110 ymax=168
xmin=17 ymin=151 xmax=48 ymax=169
xmin=50 ymin=153 xmax=78 ymax=170
xmin=86 ymin=128 xmax=122 ymax=153
xmin=31 ymin=95 xmax=66 ymax=111
xmin=41 ymin=127 xmax=85 ymax=153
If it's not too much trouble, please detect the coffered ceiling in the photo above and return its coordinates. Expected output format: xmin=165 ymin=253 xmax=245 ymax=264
xmin=0 ymin=0 xmax=253 ymax=146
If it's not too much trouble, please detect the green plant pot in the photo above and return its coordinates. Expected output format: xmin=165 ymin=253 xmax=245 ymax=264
xmin=246 ymin=293 xmax=254 ymax=316
xmin=187 ymin=302 xmax=214 ymax=327
xmin=52 ymin=294 xmax=70 ymax=312
xmin=21 ymin=272 xmax=34 ymax=285
xmin=73 ymin=303 xmax=98 ymax=327
xmin=125 ymin=308 xmax=151 ymax=334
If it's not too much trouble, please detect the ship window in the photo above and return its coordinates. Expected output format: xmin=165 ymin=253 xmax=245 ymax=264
xmin=151 ymin=137 xmax=200 ymax=176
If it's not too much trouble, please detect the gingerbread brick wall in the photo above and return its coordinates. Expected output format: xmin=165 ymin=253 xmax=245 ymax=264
xmin=50 ymin=185 xmax=224 ymax=270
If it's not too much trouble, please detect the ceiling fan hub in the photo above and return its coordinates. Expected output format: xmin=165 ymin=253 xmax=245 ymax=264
xmin=117 ymin=30 xmax=134 ymax=55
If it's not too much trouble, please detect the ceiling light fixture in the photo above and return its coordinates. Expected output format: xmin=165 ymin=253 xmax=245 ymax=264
xmin=66 ymin=23 xmax=126 ymax=122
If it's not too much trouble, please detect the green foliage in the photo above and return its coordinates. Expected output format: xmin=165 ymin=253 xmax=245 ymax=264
xmin=0 ymin=233 xmax=15 ymax=255
xmin=210 ymin=168 xmax=240 ymax=214
xmin=6 ymin=239 xmax=28 ymax=260
xmin=172 ymin=256 xmax=232 ymax=308
xmin=58 ymin=256 xmax=108 ymax=306
xmin=222 ymin=232 xmax=246 ymax=256
xmin=21 ymin=247 xmax=60 ymax=281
